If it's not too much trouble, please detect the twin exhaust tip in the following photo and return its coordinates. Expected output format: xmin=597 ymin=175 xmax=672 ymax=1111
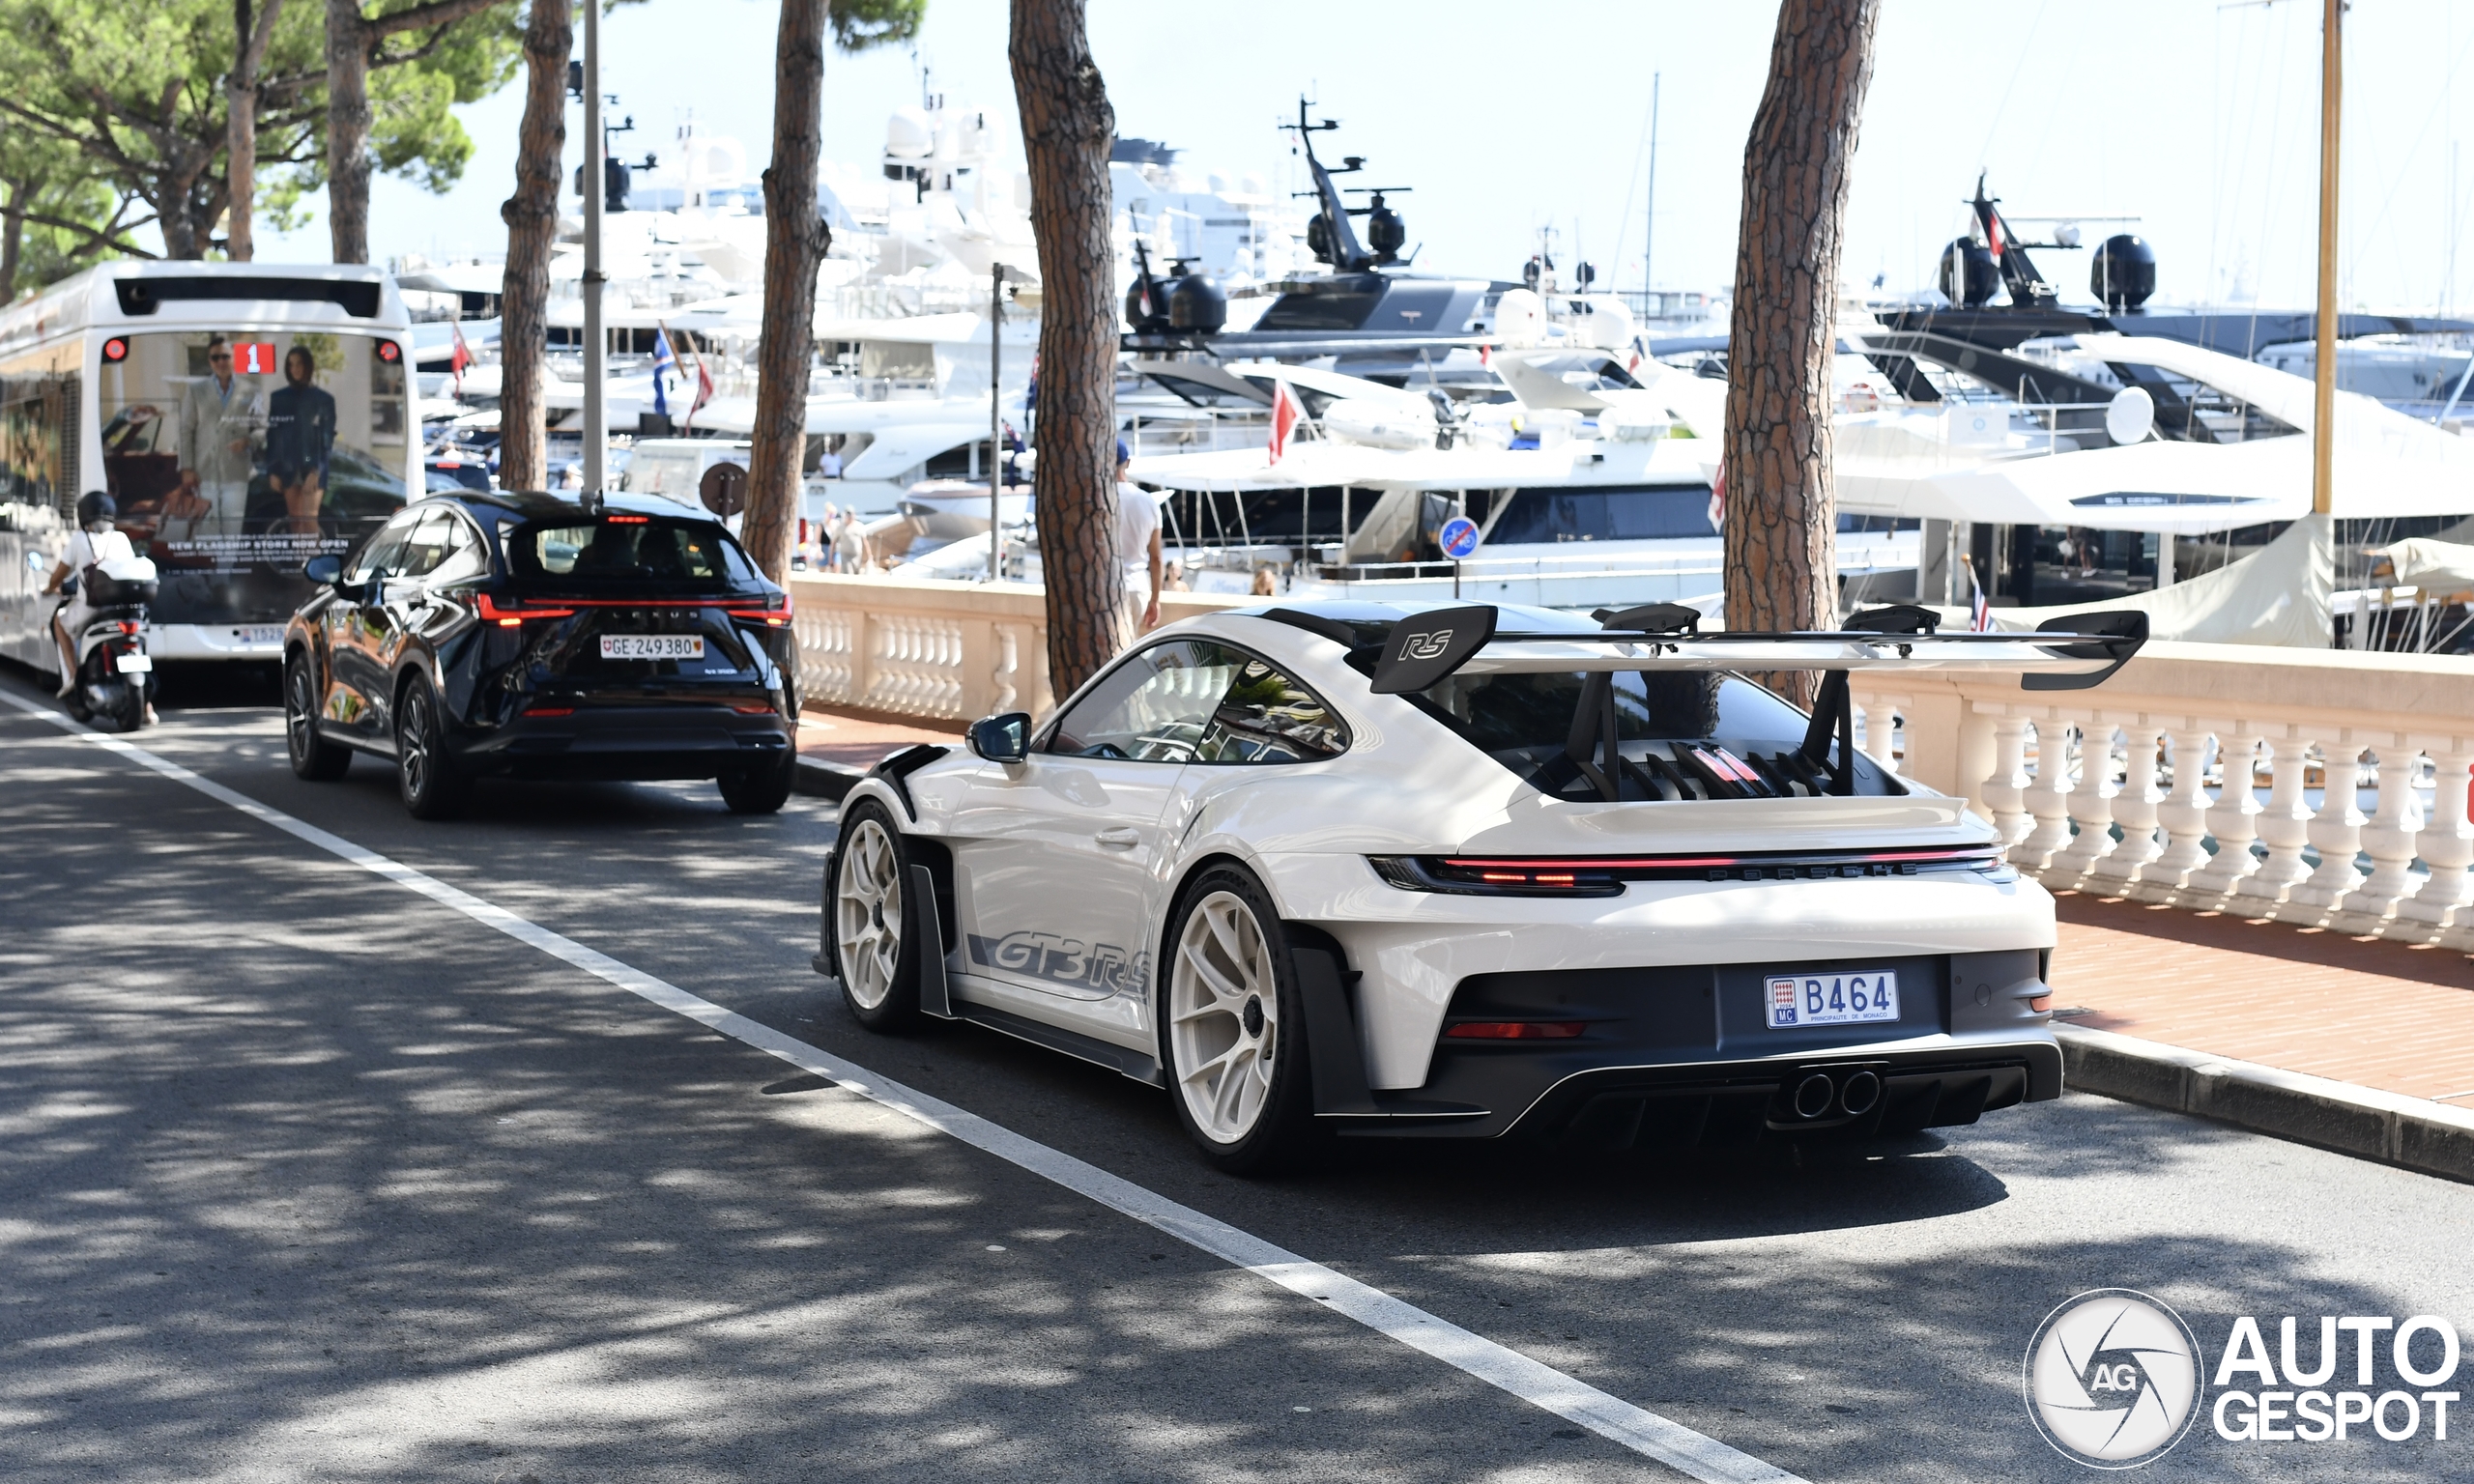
xmin=1791 ymin=1069 xmax=1883 ymax=1121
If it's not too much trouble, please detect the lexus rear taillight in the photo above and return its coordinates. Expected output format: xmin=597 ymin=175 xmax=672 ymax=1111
xmin=1443 ymin=1021 xmax=1587 ymax=1041
xmin=523 ymin=705 xmax=574 ymax=717
xmin=728 ymin=701 xmax=775 ymax=715
xmin=475 ymin=593 xmax=575 ymax=627
xmin=725 ymin=602 xmax=792 ymax=627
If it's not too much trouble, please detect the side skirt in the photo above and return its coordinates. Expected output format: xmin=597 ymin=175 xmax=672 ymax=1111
xmin=950 ymin=997 xmax=1167 ymax=1088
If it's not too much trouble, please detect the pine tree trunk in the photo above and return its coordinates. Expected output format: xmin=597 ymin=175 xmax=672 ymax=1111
xmin=226 ymin=0 xmax=284 ymax=262
xmin=1723 ymin=0 xmax=1882 ymax=704
xmin=495 ymin=0 xmax=570 ymax=492
xmin=1 ymin=187 xmax=24 ymax=301
xmin=158 ymin=153 xmax=208 ymax=259
xmin=743 ymin=0 xmax=829 ymax=586
xmin=227 ymin=78 xmax=258 ymax=260
xmin=326 ymin=0 xmax=373 ymax=264
xmin=1010 ymin=0 xmax=1121 ymax=698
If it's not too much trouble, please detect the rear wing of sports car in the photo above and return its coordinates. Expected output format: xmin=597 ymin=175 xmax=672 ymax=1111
xmin=1258 ymin=601 xmax=2147 ymax=802
xmin=1361 ymin=602 xmax=2147 ymax=696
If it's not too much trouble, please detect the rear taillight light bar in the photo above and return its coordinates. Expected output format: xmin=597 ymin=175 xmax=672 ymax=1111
xmin=1372 ymin=845 xmax=2002 ymax=895
xmin=475 ymin=593 xmax=575 ymax=626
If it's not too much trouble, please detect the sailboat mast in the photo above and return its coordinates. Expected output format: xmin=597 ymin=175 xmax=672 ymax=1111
xmin=2313 ymin=0 xmax=2342 ymax=518
xmin=1644 ymin=72 xmax=1660 ymax=307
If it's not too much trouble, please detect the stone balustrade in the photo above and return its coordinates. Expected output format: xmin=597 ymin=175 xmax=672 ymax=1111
xmin=783 ymin=579 xmax=2474 ymax=951
xmin=785 ymin=571 xmax=1250 ymax=723
xmin=1852 ymin=641 xmax=2474 ymax=951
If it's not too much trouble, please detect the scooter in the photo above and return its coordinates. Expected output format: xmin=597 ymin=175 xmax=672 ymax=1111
xmin=59 ymin=555 xmax=158 ymax=731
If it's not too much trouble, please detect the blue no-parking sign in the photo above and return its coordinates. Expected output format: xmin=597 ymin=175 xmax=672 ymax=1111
xmin=1438 ymin=516 xmax=1480 ymax=559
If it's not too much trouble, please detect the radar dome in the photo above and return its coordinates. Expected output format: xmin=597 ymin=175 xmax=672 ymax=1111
xmin=1366 ymin=194 xmax=1406 ymax=260
xmin=1167 ymin=271 xmax=1227 ymax=332
xmin=1939 ymin=240 xmax=2000 ymax=308
xmin=2092 ymin=234 xmax=2156 ymax=311
xmin=885 ymin=106 xmax=934 ymax=160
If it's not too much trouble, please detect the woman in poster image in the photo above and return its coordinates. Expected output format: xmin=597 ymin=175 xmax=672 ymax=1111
xmin=264 ymin=346 xmax=335 ymax=534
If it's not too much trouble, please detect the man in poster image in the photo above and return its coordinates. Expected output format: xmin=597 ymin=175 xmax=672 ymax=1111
xmin=264 ymin=346 xmax=335 ymax=535
xmin=173 ymin=337 xmax=260 ymax=536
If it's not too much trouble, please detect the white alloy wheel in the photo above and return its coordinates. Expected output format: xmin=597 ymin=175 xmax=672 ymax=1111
xmin=835 ymin=816 xmax=905 ymax=1009
xmin=1169 ymin=890 xmax=1280 ymax=1144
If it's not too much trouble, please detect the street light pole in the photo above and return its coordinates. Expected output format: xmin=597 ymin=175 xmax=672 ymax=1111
xmin=990 ymin=262 xmax=1004 ymax=582
xmin=2312 ymin=0 xmax=2341 ymax=518
xmin=581 ymin=0 xmax=607 ymax=501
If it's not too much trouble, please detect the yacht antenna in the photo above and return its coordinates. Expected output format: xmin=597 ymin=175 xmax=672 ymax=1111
xmin=1644 ymin=71 xmax=1660 ymax=308
xmin=1281 ymin=98 xmax=1374 ymax=272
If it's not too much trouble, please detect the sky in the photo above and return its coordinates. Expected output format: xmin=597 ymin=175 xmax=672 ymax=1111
xmin=251 ymin=0 xmax=2474 ymax=315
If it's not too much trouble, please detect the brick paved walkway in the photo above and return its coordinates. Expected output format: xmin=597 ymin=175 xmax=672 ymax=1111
xmin=2049 ymin=890 xmax=2474 ymax=1105
xmin=795 ymin=706 xmax=963 ymax=770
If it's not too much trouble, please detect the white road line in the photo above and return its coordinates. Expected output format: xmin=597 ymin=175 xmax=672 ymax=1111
xmin=3 ymin=692 xmax=1804 ymax=1484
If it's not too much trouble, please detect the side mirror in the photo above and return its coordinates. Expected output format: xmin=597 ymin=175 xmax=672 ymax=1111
xmin=303 ymin=555 xmax=343 ymax=585
xmin=966 ymin=711 xmax=1031 ymax=764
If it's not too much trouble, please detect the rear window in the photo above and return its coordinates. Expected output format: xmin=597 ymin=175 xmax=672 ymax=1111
xmin=508 ymin=517 xmax=762 ymax=588
xmin=1408 ymin=670 xmax=1887 ymax=801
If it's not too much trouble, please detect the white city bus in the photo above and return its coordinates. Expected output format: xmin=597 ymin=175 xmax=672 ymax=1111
xmin=0 ymin=262 xmax=418 ymax=678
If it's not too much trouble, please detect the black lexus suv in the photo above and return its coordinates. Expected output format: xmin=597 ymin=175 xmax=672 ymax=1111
xmin=282 ymin=491 xmax=800 ymax=818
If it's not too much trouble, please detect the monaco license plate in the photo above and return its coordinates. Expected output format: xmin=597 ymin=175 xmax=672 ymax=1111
xmin=600 ymin=635 xmax=705 ymax=661
xmin=239 ymin=625 xmax=283 ymax=645
xmin=115 ymin=653 xmax=153 ymax=673
xmin=1767 ymin=970 xmax=1899 ymax=1029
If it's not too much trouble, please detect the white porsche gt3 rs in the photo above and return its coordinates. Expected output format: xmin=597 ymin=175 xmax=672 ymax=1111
xmin=818 ymin=598 xmax=2145 ymax=1172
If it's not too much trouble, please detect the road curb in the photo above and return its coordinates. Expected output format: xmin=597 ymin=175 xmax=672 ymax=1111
xmin=794 ymin=755 xmax=866 ymax=801
xmin=2056 ymin=1023 xmax=2474 ymax=1184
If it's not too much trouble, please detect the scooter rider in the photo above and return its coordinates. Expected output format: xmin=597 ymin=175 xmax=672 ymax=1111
xmin=41 ymin=491 xmax=140 ymax=702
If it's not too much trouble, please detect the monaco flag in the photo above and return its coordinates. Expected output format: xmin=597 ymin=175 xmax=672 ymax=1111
xmin=1267 ymin=379 xmax=1305 ymax=465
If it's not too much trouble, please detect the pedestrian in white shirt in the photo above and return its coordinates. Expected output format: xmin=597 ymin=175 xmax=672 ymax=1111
xmin=1114 ymin=441 xmax=1163 ymax=635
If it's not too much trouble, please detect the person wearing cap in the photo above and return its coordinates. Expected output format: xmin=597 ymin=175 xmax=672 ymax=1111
xmin=1113 ymin=439 xmax=1161 ymax=635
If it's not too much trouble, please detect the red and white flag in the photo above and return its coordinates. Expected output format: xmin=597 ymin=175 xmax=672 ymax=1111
xmin=448 ymin=321 xmax=473 ymax=393
xmin=1964 ymin=556 xmax=1993 ymax=632
xmin=1267 ymin=379 xmax=1305 ymax=466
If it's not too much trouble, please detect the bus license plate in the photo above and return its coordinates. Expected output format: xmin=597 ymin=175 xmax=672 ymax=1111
xmin=600 ymin=635 xmax=704 ymax=661
xmin=1767 ymin=970 xmax=1899 ymax=1029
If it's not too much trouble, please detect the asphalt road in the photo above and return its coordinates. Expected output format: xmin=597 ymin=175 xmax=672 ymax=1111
xmin=6 ymin=665 xmax=2472 ymax=1483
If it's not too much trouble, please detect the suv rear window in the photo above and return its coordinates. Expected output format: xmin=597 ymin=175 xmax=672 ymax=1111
xmin=1409 ymin=669 xmax=1890 ymax=800
xmin=509 ymin=517 xmax=762 ymax=588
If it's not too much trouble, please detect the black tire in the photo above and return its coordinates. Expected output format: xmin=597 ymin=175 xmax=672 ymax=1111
xmin=825 ymin=799 xmax=923 ymax=1031
xmin=393 ymin=674 xmax=466 ymax=820
xmin=1158 ymin=864 xmax=1318 ymax=1174
xmin=284 ymin=653 xmax=352 ymax=781
xmin=92 ymin=677 xmax=141 ymax=732
xmin=717 ymin=750 xmax=795 ymax=813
